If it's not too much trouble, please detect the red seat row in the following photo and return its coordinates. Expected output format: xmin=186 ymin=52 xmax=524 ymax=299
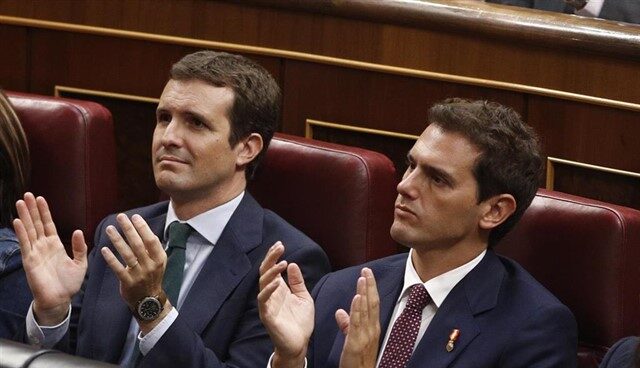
xmin=7 ymin=91 xmax=640 ymax=368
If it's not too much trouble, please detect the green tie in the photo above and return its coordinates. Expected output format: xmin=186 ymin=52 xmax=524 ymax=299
xmin=162 ymin=221 xmax=193 ymax=306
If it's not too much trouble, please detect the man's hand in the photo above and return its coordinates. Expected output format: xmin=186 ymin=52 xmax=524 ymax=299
xmin=100 ymin=213 xmax=169 ymax=333
xmin=13 ymin=193 xmax=88 ymax=326
xmin=258 ymin=242 xmax=313 ymax=368
xmin=337 ymin=268 xmax=380 ymax=368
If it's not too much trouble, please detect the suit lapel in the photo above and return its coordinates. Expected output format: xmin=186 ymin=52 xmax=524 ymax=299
xmin=407 ymin=286 xmax=480 ymax=368
xmin=377 ymin=255 xmax=408 ymax=335
xmin=407 ymin=250 xmax=505 ymax=368
xmin=178 ymin=194 xmax=263 ymax=334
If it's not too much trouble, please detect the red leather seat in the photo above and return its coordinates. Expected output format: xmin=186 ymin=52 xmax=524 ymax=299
xmin=496 ymin=188 xmax=640 ymax=368
xmin=249 ymin=133 xmax=399 ymax=270
xmin=7 ymin=91 xmax=118 ymax=251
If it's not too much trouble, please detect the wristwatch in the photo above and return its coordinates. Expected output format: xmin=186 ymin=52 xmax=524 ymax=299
xmin=133 ymin=292 xmax=167 ymax=321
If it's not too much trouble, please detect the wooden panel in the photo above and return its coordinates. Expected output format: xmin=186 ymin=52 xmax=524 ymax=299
xmin=0 ymin=0 xmax=198 ymax=35
xmin=281 ymin=60 xmax=527 ymax=137
xmin=552 ymin=164 xmax=640 ymax=210
xmin=2 ymin=1 xmax=640 ymax=103
xmin=29 ymin=29 xmax=186 ymax=97
xmin=374 ymin=25 xmax=640 ymax=104
xmin=27 ymin=28 xmax=283 ymax=100
xmin=0 ymin=24 xmax=27 ymax=91
xmin=310 ymin=124 xmax=415 ymax=182
xmin=529 ymin=96 xmax=640 ymax=173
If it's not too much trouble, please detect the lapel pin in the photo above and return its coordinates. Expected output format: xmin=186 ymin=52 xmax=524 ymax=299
xmin=446 ymin=328 xmax=460 ymax=352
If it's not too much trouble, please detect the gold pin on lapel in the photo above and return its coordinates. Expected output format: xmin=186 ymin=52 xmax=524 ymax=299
xmin=446 ymin=329 xmax=460 ymax=352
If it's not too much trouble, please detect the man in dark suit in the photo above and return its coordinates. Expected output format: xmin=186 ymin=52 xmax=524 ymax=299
xmin=258 ymin=98 xmax=577 ymax=367
xmin=486 ymin=0 xmax=571 ymax=12
xmin=486 ymin=0 xmax=640 ymax=24
xmin=13 ymin=51 xmax=330 ymax=367
xmin=597 ymin=1 xmax=640 ymax=24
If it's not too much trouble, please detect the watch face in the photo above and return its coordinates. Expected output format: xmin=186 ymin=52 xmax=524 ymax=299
xmin=137 ymin=297 xmax=162 ymax=321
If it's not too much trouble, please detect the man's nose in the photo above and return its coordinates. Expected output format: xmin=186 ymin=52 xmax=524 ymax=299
xmin=396 ymin=170 xmax=418 ymax=200
xmin=161 ymin=121 xmax=182 ymax=147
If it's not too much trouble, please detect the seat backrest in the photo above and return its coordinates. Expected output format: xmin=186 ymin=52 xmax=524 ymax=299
xmin=495 ymin=188 xmax=640 ymax=367
xmin=7 ymin=91 xmax=118 ymax=250
xmin=249 ymin=133 xmax=399 ymax=270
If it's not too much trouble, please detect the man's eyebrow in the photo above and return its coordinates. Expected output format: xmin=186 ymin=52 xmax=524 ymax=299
xmin=422 ymin=163 xmax=456 ymax=186
xmin=184 ymin=110 xmax=207 ymax=121
xmin=155 ymin=108 xmax=208 ymax=122
xmin=406 ymin=151 xmax=456 ymax=184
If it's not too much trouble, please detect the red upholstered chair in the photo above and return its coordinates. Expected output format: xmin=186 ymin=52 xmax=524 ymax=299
xmin=7 ymin=91 xmax=118 ymax=251
xmin=495 ymin=188 xmax=640 ymax=368
xmin=249 ymin=133 xmax=399 ymax=270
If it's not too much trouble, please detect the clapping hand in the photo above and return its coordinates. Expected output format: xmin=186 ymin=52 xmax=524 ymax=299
xmin=337 ymin=268 xmax=381 ymax=368
xmin=100 ymin=213 xmax=169 ymax=332
xmin=13 ymin=193 xmax=88 ymax=325
xmin=258 ymin=242 xmax=313 ymax=368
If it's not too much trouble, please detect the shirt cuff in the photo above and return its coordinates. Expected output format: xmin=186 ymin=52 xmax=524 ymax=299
xmin=266 ymin=352 xmax=308 ymax=368
xmin=25 ymin=301 xmax=71 ymax=348
xmin=138 ymin=307 xmax=178 ymax=355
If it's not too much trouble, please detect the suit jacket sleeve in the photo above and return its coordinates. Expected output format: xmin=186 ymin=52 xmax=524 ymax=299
xmin=499 ymin=302 xmax=578 ymax=367
xmin=53 ymin=216 xmax=111 ymax=354
xmin=306 ymin=273 xmax=332 ymax=368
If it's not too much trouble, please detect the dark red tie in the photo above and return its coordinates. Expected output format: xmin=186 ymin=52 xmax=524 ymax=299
xmin=379 ymin=284 xmax=431 ymax=368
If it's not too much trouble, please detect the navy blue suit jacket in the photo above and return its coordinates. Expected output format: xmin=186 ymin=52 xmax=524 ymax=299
xmin=600 ymin=336 xmax=639 ymax=368
xmin=51 ymin=193 xmax=330 ymax=367
xmin=486 ymin=0 xmax=640 ymax=23
xmin=309 ymin=250 xmax=577 ymax=367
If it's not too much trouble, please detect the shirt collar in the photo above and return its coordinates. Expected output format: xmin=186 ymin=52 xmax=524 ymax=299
xmin=164 ymin=191 xmax=244 ymax=245
xmin=401 ymin=248 xmax=486 ymax=307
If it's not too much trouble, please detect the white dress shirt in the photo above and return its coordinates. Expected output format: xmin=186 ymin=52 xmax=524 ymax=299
xmin=375 ymin=249 xmax=486 ymax=367
xmin=266 ymin=248 xmax=486 ymax=368
xmin=26 ymin=192 xmax=244 ymax=364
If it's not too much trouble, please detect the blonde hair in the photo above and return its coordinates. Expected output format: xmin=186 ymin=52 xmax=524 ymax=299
xmin=0 ymin=90 xmax=30 ymax=227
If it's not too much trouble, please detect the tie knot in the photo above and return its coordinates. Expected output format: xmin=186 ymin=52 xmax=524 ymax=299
xmin=406 ymin=284 xmax=430 ymax=311
xmin=167 ymin=221 xmax=192 ymax=250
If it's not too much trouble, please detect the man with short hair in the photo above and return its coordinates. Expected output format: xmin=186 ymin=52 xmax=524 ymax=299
xmin=14 ymin=50 xmax=331 ymax=367
xmin=259 ymin=98 xmax=577 ymax=368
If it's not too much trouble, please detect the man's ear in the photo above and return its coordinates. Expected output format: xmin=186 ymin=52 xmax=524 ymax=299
xmin=478 ymin=194 xmax=516 ymax=230
xmin=235 ymin=133 xmax=264 ymax=167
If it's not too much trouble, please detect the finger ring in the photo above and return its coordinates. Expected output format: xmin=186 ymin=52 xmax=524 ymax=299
xmin=126 ymin=260 xmax=139 ymax=269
